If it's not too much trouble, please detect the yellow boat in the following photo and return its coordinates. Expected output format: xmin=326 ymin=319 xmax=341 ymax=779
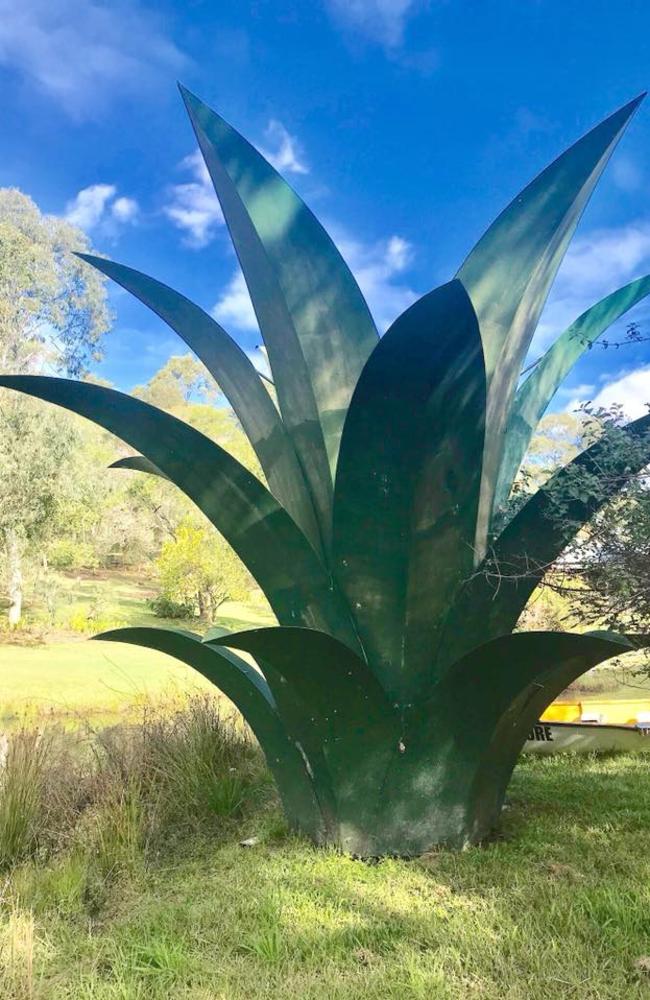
xmin=524 ymin=699 xmax=650 ymax=754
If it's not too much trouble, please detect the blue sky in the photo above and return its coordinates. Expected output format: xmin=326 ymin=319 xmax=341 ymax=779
xmin=3 ymin=0 xmax=650 ymax=416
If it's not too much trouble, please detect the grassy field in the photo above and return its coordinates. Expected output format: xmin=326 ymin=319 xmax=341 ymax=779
xmin=2 ymin=749 xmax=650 ymax=999
xmin=0 ymin=570 xmax=274 ymax=722
xmin=2 ymin=571 xmax=650 ymax=997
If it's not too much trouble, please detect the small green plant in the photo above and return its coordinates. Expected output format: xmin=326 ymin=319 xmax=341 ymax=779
xmin=48 ymin=538 xmax=98 ymax=571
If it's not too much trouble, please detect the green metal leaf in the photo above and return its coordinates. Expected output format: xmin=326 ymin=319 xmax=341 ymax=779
xmin=493 ymin=274 xmax=650 ymax=513
xmin=439 ymin=413 xmax=650 ymax=670
xmin=333 ymin=280 xmax=485 ymax=700
xmin=211 ymin=626 xmax=399 ymax=850
xmin=0 ymin=376 xmax=360 ymax=649
xmin=374 ymin=630 xmax=639 ymax=852
xmin=458 ymin=95 xmax=644 ymax=560
xmin=78 ymin=254 xmax=321 ymax=553
xmin=204 ymin=631 xmax=338 ymax=834
xmin=110 ymin=455 xmax=168 ymax=479
xmin=180 ymin=85 xmax=380 ymax=550
xmin=93 ymin=626 xmax=326 ymax=837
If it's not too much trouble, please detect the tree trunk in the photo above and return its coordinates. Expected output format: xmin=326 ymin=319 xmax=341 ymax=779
xmin=6 ymin=528 xmax=23 ymax=627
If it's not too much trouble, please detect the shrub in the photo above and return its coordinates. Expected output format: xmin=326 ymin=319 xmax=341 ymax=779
xmin=155 ymin=519 xmax=249 ymax=620
xmin=147 ymin=594 xmax=194 ymax=620
xmin=48 ymin=538 xmax=98 ymax=570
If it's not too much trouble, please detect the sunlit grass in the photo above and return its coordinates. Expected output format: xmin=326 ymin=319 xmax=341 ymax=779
xmin=1 ymin=751 xmax=650 ymax=998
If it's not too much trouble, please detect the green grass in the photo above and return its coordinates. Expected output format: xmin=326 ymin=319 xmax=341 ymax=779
xmin=0 ymin=569 xmax=274 ymax=722
xmin=2 ymin=753 xmax=650 ymax=999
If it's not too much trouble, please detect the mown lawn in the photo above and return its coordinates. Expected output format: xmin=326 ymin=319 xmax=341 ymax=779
xmin=2 ymin=753 xmax=650 ymax=999
xmin=0 ymin=569 xmax=274 ymax=721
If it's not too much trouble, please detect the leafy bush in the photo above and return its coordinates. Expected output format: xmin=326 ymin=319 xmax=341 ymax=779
xmin=48 ymin=538 xmax=98 ymax=571
xmin=154 ymin=519 xmax=249 ymax=620
xmin=147 ymin=594 xmax=194 ymax=620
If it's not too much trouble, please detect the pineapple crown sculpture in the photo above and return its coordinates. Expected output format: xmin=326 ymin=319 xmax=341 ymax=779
xmin=3 ymin=86 xmax=650 ymax=855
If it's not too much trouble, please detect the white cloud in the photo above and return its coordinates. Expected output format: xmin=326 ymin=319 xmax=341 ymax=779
xmin=163 ymin=120 xmax=306 ymax=246
xmin=64 ymin=184 xmax=139 ymax=233
xmin=212 ymin=231 xmax=417 ymax=335
xmin=260 ymin=120 xmax=308 ymax=175
xmin=325 ymin=0 xmax=421 ymax=47
xmin=163 ymin=150 xmax=224 ymax=248
xmin=531 ymin=220 xmax=650 ymax=356
xmin=213 ymin=272 xmax=258 ymax=332
xmin=64 ymin=184 xmax=116 ymax=230
xmin=333 ymin=231 xmax=417 ymax=331
xmin=576 ymin=366 xmax=650 ymax=421
xmin=111 ymin=196 xmax=139 ymax=223
xmin=0 ymin=0 xmax=186 ymax=119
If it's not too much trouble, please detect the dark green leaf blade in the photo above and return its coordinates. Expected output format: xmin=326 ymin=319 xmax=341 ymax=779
xmin=0 ymin=375 xmax=359 ymax=649
xmin=78 ymin=254 xmax=321 ymax=552
xmin=94 ymin=626 xmax=325 ymax=838
xmin=211 ymin=626 xmax=399 ymax=852
xmin=110 ymin=455 xmax=168 ymax=479
xmin=494 ymin=274 xmax=650 ymax=513
xmin=439 ymin=413 xmax=650 ymax=669
xmin=458 ymin=95 xmax=644 ymax=559
xmin=180 ymin=85 xmax=380 ymax=549
xmin=333 ymin=280 xmax=486 ymax=700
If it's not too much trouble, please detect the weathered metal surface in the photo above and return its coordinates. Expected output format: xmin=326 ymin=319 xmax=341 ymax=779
xmin=181 ymin=85 xmax=379 ymax=553
xmin=211 ymin=626 xmax=399 ymax=853
xmin=78 ymin=254 xmax=322 ymax=553
xmin=333 ymin=280 xmax=485 ymax=700
xmin=458 ymin=95 xmax=644 ymax=561
xmin=0 ymin=376 xmax=359 ymax=648
xmin=494 ymin=274 xmax=650 ymax=513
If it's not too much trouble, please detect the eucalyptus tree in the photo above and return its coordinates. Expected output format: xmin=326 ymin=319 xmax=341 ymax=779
xmin=0 ymin=189 xmax=110 ymax=624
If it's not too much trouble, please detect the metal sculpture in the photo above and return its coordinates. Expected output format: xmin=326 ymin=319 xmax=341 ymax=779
xmin=3 ymin=87 xmax=650 ymax=854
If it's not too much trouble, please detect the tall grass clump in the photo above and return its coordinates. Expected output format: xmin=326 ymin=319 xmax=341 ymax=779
xmin=0 ymin=696 xmax=268 ymax=881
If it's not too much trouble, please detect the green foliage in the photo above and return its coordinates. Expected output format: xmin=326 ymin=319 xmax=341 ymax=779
xmin=147 ymin=594 xmax=194 ymax=620
xmin=155 ymin=519 xmax=249 ymax=619
xmin=48 ymin=538 xmax=98 ymax=571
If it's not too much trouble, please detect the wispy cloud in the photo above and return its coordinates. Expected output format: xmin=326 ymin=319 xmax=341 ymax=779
xmin=64 ymin=184 xmax=139 ymax=235
xmin=163 ymin=150 xmax=224 ymax=249
xmin=569 ymin=365 xmax=650 ymax=420
xmin=212 ymin=271 xmax=257 ymax=332
xmin=531 ymin=219 xmax=650 ymax=357
xmin=164 ymin=120 xmax=308 ymax=247
xmin=0 ymin=0 xmax=186 ymax=119
xmin=212 ymin=231 xmax=417 ymax=335
xmin=324 ymin=0 xmax=422 ymax=48
xmin=260 ymin=120 xmax=308 ymax=175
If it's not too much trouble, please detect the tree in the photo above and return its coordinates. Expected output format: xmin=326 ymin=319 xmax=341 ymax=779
xmin=155 ymin=519 xmax=249 ymax=619
xmin=0 ymin=189 xmax=110 ymax=625
xmin=133 ymin=354 xmax=219 ymax=410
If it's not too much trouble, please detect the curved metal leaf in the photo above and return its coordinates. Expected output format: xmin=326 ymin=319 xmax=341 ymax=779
xmin=493 ymin=274 xmax=650 ymax=513
xmin=110 ymin=455 xmax=168 ymax=479
xmin=180 ymin=85 xmax=380 ymax=549
xmin=438 ymin=413 xmax=650 ymax=670
xmin=93 ymin=626 xmax=325 ymax=838
xmin=78 ymin=254 xmax=321 ymax=553
xmin=211 ymin=626 xmax=399 ymax=848
xmin=0 ymin=375 xmax=360 ymax=649
xmin=333 ymin=280 xmax=485 ymax=700
xmin=203 ymin=631 xmax=338 ymax=832
xmin=376 ymin=630 xmax=639 ymax=851
xmin=458 ymin=95 xmax=644 ymax=560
